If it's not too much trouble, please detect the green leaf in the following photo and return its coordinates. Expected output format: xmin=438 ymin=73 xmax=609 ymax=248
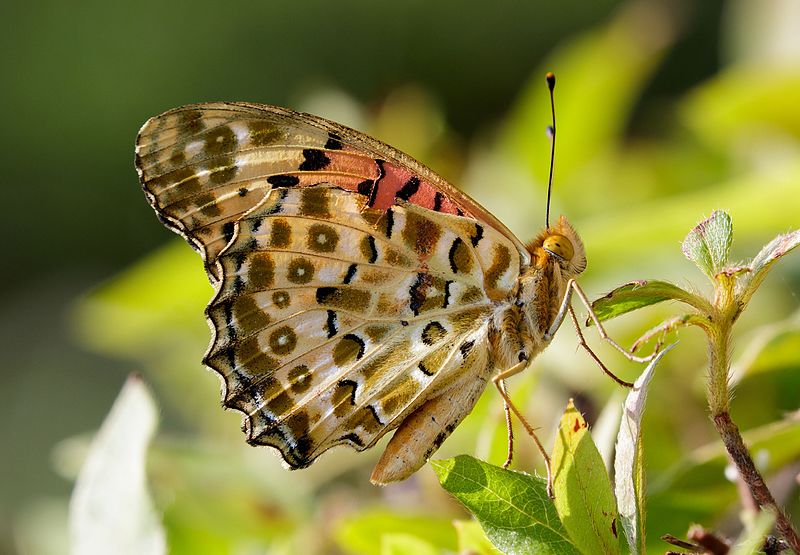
xmin=736 ymin=229 xmax=800 ymax=307
xmin=334 ymin=510 xmax=457 ymax=555
xmin=552 ymin=400 xmax=621 ymax=555
xmin=681 ymin=210 xmax=733 ymax=278
xmin=453 ymin=520 xmax=503 ymax=555
xmin=589 ymin=280 xmax=709 ymax=325
xmin=69 ymin=375 xmax=165 ymax=555
xmin=431 ymin=455 xmax=580 ymax=555
xmin=614 ymin=344 xmax=675 ymax=554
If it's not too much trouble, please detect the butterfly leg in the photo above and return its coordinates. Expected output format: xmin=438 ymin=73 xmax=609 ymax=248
xmin=370 ymin=373 xmax=490 ymax=486
xmin=492 ymin=362 xmax=554 ymax=498
xmin=499 ymin=380 xmax=514 ymax=469
xmin=546 ymin=279 xmax=659 ymax=364
xmin=567 ymin=305 xmax=634 ymax=388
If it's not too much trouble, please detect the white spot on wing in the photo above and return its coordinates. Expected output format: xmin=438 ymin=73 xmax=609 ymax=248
xmin=230 ymin=122 xmax=250 ymax=144
xmin=185 ymin=140 xmax=204 ymax=158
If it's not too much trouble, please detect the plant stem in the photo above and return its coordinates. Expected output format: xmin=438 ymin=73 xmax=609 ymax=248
xmin=711 ymin=413 xmax=800 ymax=551
xmin=706 ymin=309 xmax=800 ymax=551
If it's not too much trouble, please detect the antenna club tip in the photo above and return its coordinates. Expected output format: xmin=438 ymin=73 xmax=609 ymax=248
xmin=546 ymin=72 xmax=556 ymax=89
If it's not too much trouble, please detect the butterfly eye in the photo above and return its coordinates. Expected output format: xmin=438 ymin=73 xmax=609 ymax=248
xmin=543 ymin=234 xmax=574 ymax=261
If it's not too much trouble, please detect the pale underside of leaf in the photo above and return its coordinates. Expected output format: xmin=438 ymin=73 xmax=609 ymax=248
xmin=614 ymin=344 xmax=675 ymax=555
xmin=681 ymin=210 xmax=732 ymax=278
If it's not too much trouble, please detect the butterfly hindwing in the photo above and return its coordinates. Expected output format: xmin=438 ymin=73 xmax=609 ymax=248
xmin=203 ymin=185 xmax=521 ymax=468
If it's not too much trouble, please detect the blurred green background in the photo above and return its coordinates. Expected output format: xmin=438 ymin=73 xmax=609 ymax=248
xmin=2 ymin=0 xmax=799 ymax=553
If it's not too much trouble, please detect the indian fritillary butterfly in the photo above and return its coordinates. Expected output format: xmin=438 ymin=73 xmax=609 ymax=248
xmin=135 ymin=74 xmax=646 ymax=490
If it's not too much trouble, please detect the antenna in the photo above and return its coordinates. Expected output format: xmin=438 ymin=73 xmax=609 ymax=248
xmin=545 ymin=72 xmax=556 ymax=229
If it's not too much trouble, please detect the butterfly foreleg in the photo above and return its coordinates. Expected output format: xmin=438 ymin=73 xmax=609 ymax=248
xmin=567 ymin=305 xmax=634 ymax=388
xmin=549 ymin=279 xmax=659 ymax=364
xmin=491 ymin=361 xmax=554 ymax=498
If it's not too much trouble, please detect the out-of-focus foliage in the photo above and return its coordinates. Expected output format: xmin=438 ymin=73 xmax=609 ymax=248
xmin=69 ymin=376 xmax=165 ymax=555
xmin=5 ymin=0 xmax=800 ymax=553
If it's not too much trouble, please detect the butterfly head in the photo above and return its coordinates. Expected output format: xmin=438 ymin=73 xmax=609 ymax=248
xmin=528 ymin=215 xmax=587 ymax=277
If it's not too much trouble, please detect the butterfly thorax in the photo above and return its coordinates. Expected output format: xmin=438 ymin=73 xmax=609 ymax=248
xmin=489 ymin=216 xmax=587 ymax=371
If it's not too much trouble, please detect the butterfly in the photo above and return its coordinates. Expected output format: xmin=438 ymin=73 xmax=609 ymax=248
xmin=135 ymin=74 xmax=646 ymax=490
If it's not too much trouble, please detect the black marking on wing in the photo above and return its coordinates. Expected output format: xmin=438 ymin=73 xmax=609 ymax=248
xmin=267 ymin=174 xmax=300 ymax=187
xmin=357 ymin=179 xmax=374 ymax=196
xmin=325 ymin=133 xmax=343 ymax=150
xmin=299 ymin=148 xmax=331 ymax=171
xmin=222 ymin=221 xmax=236 ymax=246
xmin=418 ymin=361 xmax=435 ymax=376
xmin=222 ymin=300 xmax=235 ymax=336
xmin=385 ymin=208 xmax=394 ymax=239
xmin=448 ymin=237 xmax=464 ymax=273
xmin=316 ymin=287 xmax=337 ymax=305
xmin=443 ymin=280 xmax=452 ymax=308
xmin=460 ymin=340 xmax=475 ymax=359
xmin=325 ymin=309 xmax=338 ymax=338
xmin=343 ymin=263 xmax=357 ymax=284
xmin=433 ymin=191 xmax=444 ymax=212
xmin=338 ymin=379 xmax=359 ymax=405
xmin=409 ymin=273 xmax=426 ymax=316
xmin=342 ymin=333 xmax=366 ymax=360
xmin=396 ymin=176 xmax=420 ymax=200
xmin=471 ymin=224 xmax=484 ymax=247
xmin=367 ymin=404 xmax=384 ymax=426
xmin=365 ymin=236 xmax=378 ymax=263
xmin=367 ymin=159 xmax=386 ymax=207
xmin=339 ymin=432 xmax=365 ymax=448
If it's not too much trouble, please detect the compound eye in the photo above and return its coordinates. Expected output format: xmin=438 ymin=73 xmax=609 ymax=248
xmin=543 ymin=234 xmax=574 ymax=260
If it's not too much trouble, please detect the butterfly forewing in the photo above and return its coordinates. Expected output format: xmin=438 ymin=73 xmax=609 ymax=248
xmin=135 ymin=103 xmax=528 ymax=282
xmin=203 ymin=185 xmax=521 ymax=468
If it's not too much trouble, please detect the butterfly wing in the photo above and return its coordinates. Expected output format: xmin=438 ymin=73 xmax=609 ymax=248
xmin=204 ymin=185 xmax=522 ymax=469
xmin=135 ymin=102 xmax=529 ymax=282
